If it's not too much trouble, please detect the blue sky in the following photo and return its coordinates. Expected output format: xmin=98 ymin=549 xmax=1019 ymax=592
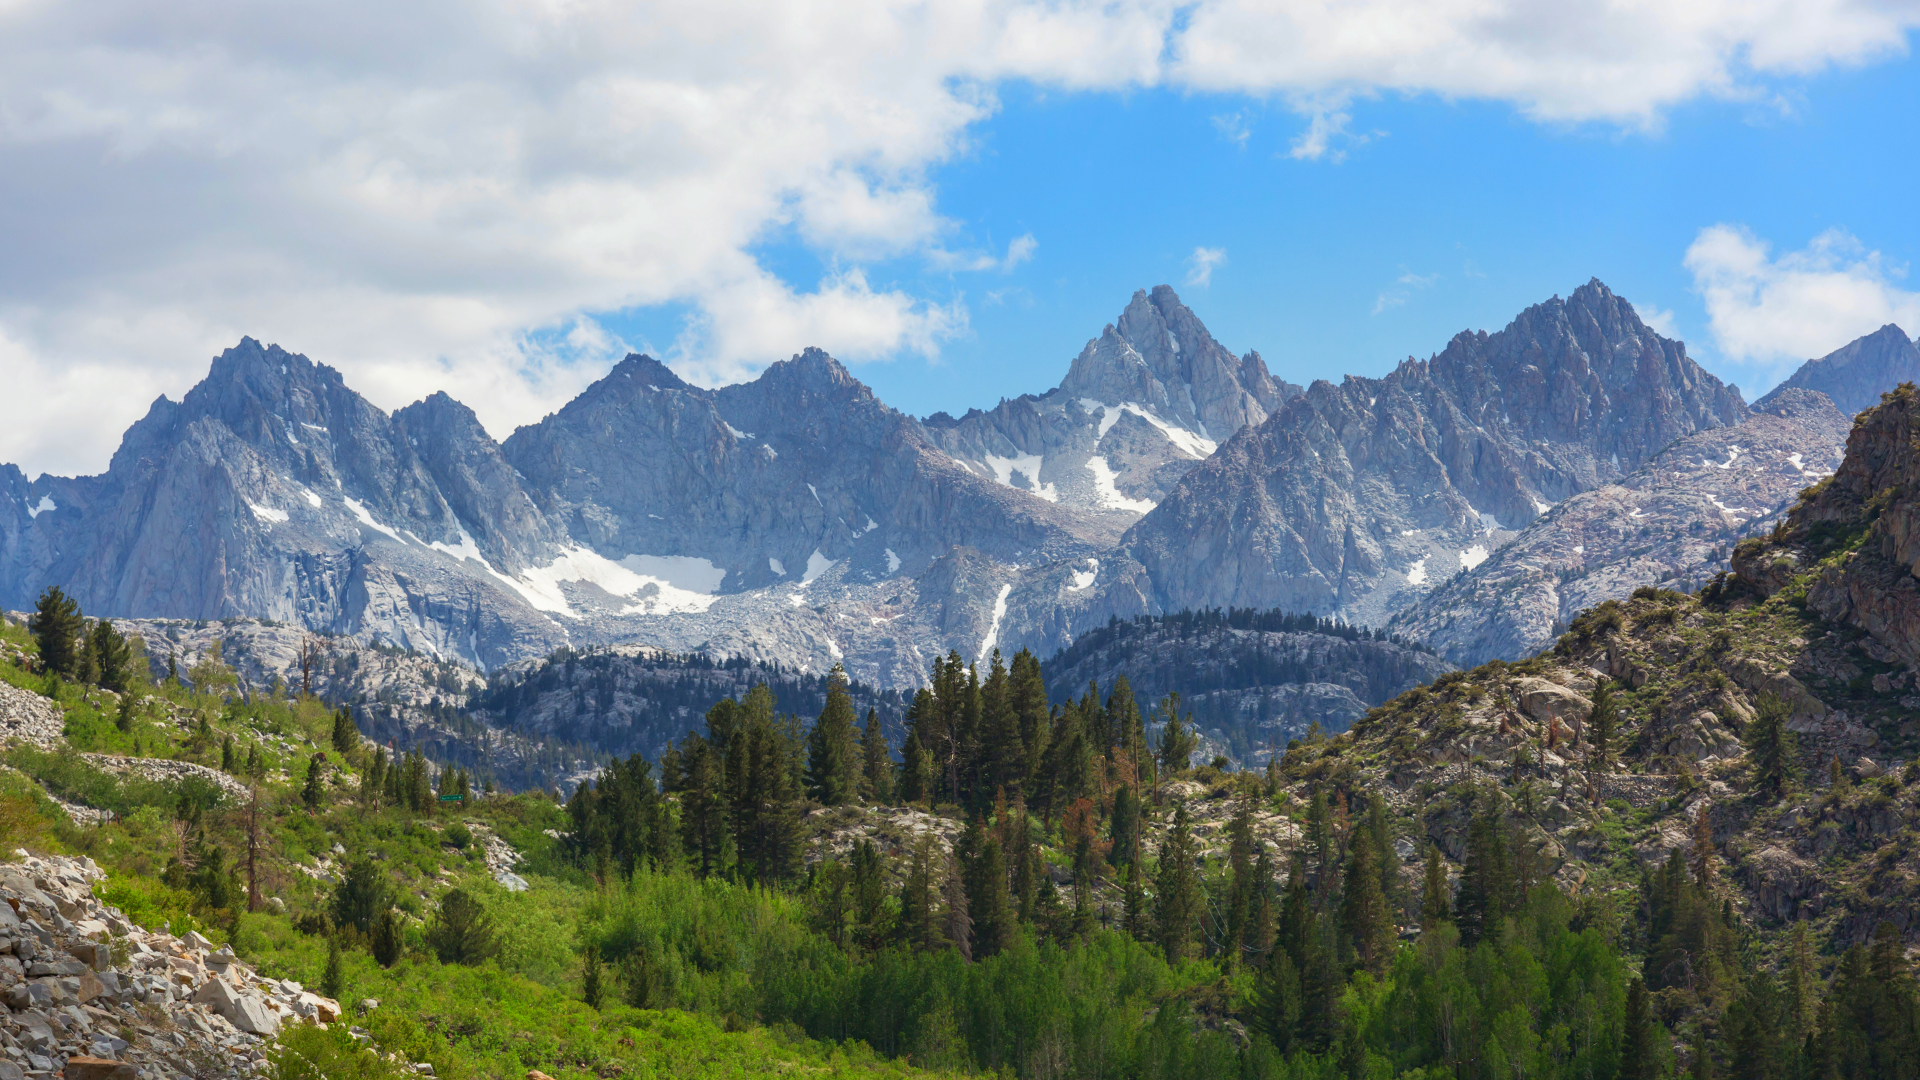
xmin=4 ymin=1 xmax=1920 ymax=476
xmin=629 ymin=62 xmax=1920 ymax=418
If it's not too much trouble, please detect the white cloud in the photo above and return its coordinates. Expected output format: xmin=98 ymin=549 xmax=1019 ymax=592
xmin=1212 ymin=110 xmax=1253 ymax=147
xmin=1684 ymin=225 xmax=1920 ymax=367
xmin=1637 ymin=304 xmax=1679 ymax=337
xmin=930 ymin=233 xmax=1038 ymax=274
xmin=0 ymin=0 xmax=1913 ymax=474
xmin=1186 ymin=247 xmax=1228 ymax=288
xmin=1372 ymin=267 xmax=1440 ymax=314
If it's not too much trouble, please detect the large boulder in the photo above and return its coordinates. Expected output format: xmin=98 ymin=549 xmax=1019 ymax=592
xmin=194 ymin=977 xmax=281 ymax=1036
xmin=1514 ymin=678 xmax=1592 ymax=734
xmin=63 ymin=1058 xmax=138 ymax=1080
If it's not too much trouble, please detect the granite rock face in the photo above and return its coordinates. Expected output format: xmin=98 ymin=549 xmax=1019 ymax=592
xmin=1096 ymin=280 xmax=1749 ymax=634
xmin=921 ymin=286 xmax=1301 ymax=522
xmin=1756 ymin=324 xmax=1920 ymax=417
xmin=1391 ymin=388 xmax=1851 ymax=667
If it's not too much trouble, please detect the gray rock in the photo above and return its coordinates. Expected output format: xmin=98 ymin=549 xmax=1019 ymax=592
xmin=191 ymin=979 xmax=279 ymax=1037
xmin=1393 ymin=388 xmax=1852 ymax=666
xmin=1756 ymin=323 xmax=1920 ymax=417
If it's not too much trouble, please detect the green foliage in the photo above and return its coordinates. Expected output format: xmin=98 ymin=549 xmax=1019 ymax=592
xmin=29 ymin=587 xmax=85 ymax=679
xmin=1746 ymin=692 xmax=1797 ymax=800
xmin=425 ymin=888 xmax=499 ymax=966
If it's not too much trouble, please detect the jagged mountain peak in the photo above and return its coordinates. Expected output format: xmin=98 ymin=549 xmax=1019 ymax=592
xmin=1756 ymin=322 xmax=1920 ymax=416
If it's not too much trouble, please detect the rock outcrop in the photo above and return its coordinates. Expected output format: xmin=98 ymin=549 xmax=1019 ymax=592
xmin=0 ymin=852 xmax=343 ymax=1078
xmin=1392 ymin=388 xmax=1851 ymax=666
xmin=1756 ymin=324 xmax=1920 ymax=417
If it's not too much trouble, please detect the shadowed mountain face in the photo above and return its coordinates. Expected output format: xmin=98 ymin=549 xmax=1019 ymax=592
xmin=1073 ymin=280 xmax=1749 ymax=634
xmin=1756 ymin=324 xmax=1920 ymax=417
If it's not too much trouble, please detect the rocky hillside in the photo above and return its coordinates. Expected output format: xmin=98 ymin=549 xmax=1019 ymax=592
xmin=1756 ymin=322 xmax=1920 ymax=416
xmin=1038 ymin=610 xmax=1452 ymax=764
xmin=0 ymin=852 xmax=345 ymax=1077
xmin=1391 ymin=386 xmax=1851 ymax=666
xmin=1281 ymin=383 xmax=1920 ymax=950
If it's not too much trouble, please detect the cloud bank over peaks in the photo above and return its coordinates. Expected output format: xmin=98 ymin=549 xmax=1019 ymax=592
xmin=1686 ymin=224 xmax=1920 ymax=381
xmin=0 ymin=0 xmax=1914 ymax=475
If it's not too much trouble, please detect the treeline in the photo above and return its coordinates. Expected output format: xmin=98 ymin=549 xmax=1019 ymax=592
xmin=553 ymin=652 xmax=1920 ymax=1079
xmin=1049 ymin=608 xmax=1437 ymax=668
xmin=472 ymin=645 xmax=905 ymax=759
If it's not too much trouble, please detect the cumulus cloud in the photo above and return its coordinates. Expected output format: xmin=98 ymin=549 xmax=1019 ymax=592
xmin=1684 ymin=225 xmax=1920 ymax=368
xmin=0 ymin=0 xmax=1914 ymax=474
xmin=1186 ymin=247 xmax=1228 ymax=288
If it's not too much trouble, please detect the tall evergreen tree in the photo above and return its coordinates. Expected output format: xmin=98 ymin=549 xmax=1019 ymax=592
xmin=1454 ymin=793 xmax=1511 ymax=946
xmin=1588 ymin=678 xmax=1618 ymax=771
xmin=1747 ymin=692 xmax=1797 ymax=800
xmin=859 ymin=708 xmax=893 ymax=804
xmin=896 ymin=835 xmax=942 ymax=953
xmin=1109 ymin=784 xmax=1141 ymax=867
xmin=331 ymin=707 xmax=359 ymax=757
xmin=1338 ymin=825 xmax=1392 ymax=975
xmin=302 ymin=754 xmax=326 ymax=809
xmin=86 ymin=619 xmax=134 ymax=692
xmin=961 ymin=818 xmax=1014 ymax=959
xmin=678 ymin=733 xmax=729 ymax=879
xmin=29 ymin=586 xmax=84 ymax=680
xmin=804 ymin=666 xmax=860 ymax=805
xmin=1008 ymin=649 xmax=1051 ymax=788
xmin=1621 ymin=977 xmax=1656 ymax=1080
xmin=851 ymin=838 xmax=888 ymax=951
xmin=943 ymin=849 xmax=973 ymax=962
xmin=1154 ymin=803 xmax=1200 ymax=964
xmin=1420 ymin=843 xmax=1451 ymax=930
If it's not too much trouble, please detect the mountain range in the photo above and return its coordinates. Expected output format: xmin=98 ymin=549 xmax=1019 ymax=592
xmin=4 ymin=283 xmax=1914 ymax=699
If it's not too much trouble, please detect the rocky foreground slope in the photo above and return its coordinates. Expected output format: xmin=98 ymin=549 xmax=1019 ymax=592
xmin=0 ymin=852 xmax=351 ymax=1079
xmin=1283 ymin=383 xmax=1920 ymax=948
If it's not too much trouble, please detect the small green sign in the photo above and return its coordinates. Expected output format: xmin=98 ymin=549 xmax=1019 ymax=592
xmin=438 ymin=794 xmax=464 ymax=802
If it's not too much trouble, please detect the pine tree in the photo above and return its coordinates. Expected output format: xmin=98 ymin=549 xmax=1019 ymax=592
xmin=1786 ymin=920 xmax=1820 ymax=1049
xmin=331 ymin=707 xmax=359 ymax=757
xmin=363 ymin=748 xmax=386 ymax=807
xmin=679 ymin=733 xmax=729 ymax=878
xmin=1154 ymin=693 xmax=1197 ymax=780
xmin=859 ymin=708 xmax=893 ymax=804
xmin=1121 ymin=857 xmax=1149 ymax=941
xmin=1621 ymin=977 xmax=1655 ymax=1080
xmin=425 ymin=887 xmax=498 ymax=965
xmin=895 ymin=835 xmax=940 ymax=952
xmin=851 ymin=839 xmax=888 ymax=951
xmin=1338 ymin=825 xmax=1392 ymax=975
xmin=1365 ymin=797 xmax=1402 ymax=918
xmin=805 ymin=665 xmax=860 ymax=805
xmin=1109 ymin=784 xmax=1141 ymax=867
xmin=899 ymin=730 xmax=931 ymax=806
xmin=1747 ymin=691 xmax=1797 ymax=800
xmin=1008 ymin=650 xmax=1051 ymax=790
xmin=1155 ymin=803 xmax=1200 ymax=964
xmin=86 ymin=619 xmax=134 ymax=692
xmin=302 ymin=754 xmax=326 ymax=809
xmin=1588 ymin=678 xmax=1618 ymax=770
xmin=221 ymin=735 xmax=236 ymax=774
xmin=962 ymin=819 xmax=1013 ymax=959
xmin=28 ymin=586 xmax=84 ymax=680
xmin=1454 ymin=793 xmax=1511 ymax=946
xmin=371 ymin=908 xmax=403 ymax=967
xmin=581 ymin=943 xmax=605 ymax=1010
xmin=1420 ymin=843 xmax=1451 ymax=930
xmin=978 ymin=652 xmax=1026 ymax=799
xmin=321 ymin=937 xmax=344 ymax=1001
xmin=942 ymin=849 xmax=973 ymax=962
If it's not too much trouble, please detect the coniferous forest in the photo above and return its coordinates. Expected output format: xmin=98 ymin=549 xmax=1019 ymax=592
xmin=556 ymin=646 xmax=1920 ymax=1080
